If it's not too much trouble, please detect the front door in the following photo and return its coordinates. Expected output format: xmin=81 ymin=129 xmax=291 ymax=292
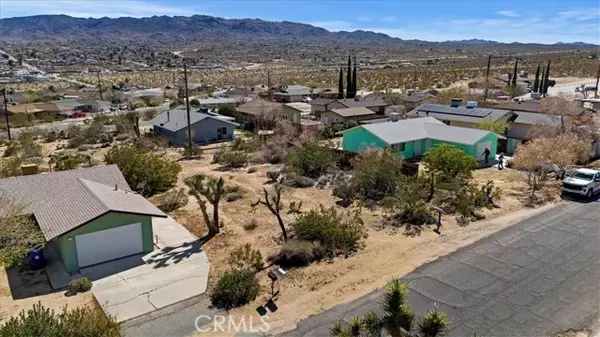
xmin=217 ymin=127 xmax=227 ymax=140
xmin=414 ymin=140 xmax=422 ymax=156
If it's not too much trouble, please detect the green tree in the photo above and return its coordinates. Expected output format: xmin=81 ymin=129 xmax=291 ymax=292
xmin=511 ymin=59 xmax=518 ymax=86
xmin=104 ymin=145 xmax=181 ymax=196
xmin=0 ymin=197 xmax=45 ymax=267
xmin=542 ymin=60 xmax=551 ymax=96
xmin=331 ymin=279 xmax=450 ymax=337
xmin=218 ymin=104 xmax=236 ymax=118
xmin=210 ymin=269 xmax=260 ymax=310
xmin=189 ymin=98 xmax=200 ymax=107
xmin=285 ymin=140 xmax=336 ymax=179
xmin=532 ymin=63 xmax=541 ymax=93
xmin=346 ymin=56 xmax=353 ymax=99
xmin=475 ymin=119 xmax=509 ymax=134
xmin=422 ymin=144 xmax=478 ymax=201
xmin=338 ymin=67 xmax=344 ymax=99
xmin=350 ymin=149 xmax=405 ymax=201
xmin=352 ymin=57 xmax=358 ymax=94
xmin=184 ymin=174 xmax=226 ymax=238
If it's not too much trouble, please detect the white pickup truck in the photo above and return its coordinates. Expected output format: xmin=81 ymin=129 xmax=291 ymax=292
xmin=562 ymin=168 xmax=600 ymax=198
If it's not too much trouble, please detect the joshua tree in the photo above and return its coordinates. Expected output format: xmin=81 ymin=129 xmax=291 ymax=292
xmin=330 ymin=278 xmax=451 ymax=337
xmin=251 ymin=178 xmax=289 ymax=241
xmin=184 ymin=174 xmax=225 ymax=238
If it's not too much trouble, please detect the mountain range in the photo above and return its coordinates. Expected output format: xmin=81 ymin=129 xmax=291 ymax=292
xmin=0 ymin=14 xmax=596 ymax=46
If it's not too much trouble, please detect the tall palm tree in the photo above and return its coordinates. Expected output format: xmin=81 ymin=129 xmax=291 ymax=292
xmin=331 ymin=278 xmax=450 ymax=337
xmin=184 ymin=174 xmax=225 ymax=238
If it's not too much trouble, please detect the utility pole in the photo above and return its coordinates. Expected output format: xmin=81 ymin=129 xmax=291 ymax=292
xmin=96 ymin=70 xmax=103 ymax=101
xmin=483 ymin=55 xmax=492 ymax=102
xmin=183 ymin=63 xmax=192 ymax=152
xmin=267 ymin=68 xmax=272 ymax=101
xmin=1 ymin=88 xmax=10 ymax=141
xmin=595 ymin=63 xmax=600 ymax=99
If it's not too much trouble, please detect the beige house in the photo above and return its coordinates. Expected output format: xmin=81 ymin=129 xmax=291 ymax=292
xmin=281 ymin=102 xmax=312 ymax=124
xmin=321 ymin=107 xmax=378 ymax=125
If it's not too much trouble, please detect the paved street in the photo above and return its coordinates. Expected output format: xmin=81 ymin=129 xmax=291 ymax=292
xmin=285 ymin=199 xmax=600 ymax=337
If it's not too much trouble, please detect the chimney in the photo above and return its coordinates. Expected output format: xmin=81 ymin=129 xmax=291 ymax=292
xmin=450 ymin=98 xmax=462 ymax=108
xmin=167 ymin=110 xmax=170 ymax=123
xmin=389 ymin=112 xmax=400 ymax=122
xmin=114 ymin=184 xmax=118 ymax=191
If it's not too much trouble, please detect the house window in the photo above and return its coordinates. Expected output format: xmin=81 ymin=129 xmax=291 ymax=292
xmin=391 ymin=143 xmax=405 ymax=152
xmin=443 ymin=120 xmax=450 ymax=125
xmin=282 ymin=114 xmax=289 ymax=120
xmin=217 ymin=127 xmax=227 ymax=136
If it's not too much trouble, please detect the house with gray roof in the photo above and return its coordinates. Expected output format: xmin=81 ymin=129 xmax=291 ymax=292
xmin=152 ymin=106 xmax=238 ymax=145
xmin=0 ymin=165 xmax=166 ymax=274
xmin=340 ymin=117 xmax=504 ymax=161
xmin=407 ymin=103 xmax=514 ymax=128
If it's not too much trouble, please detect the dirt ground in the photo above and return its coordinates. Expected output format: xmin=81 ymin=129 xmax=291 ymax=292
xmin=0 ymin=265 xmax=93 ymax=323
xmin=155 ymin=146 xmax=561 ymax=335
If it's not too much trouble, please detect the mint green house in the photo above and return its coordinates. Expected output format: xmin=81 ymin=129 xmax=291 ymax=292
xmin=0 ymin=165 xmax=166 ymax=275
xmin=341 ymin=117 xmax=502 ymax=161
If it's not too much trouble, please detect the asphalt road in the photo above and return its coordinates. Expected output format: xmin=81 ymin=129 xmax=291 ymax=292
xmin=284 ymin=198 xmax=600 ymax=337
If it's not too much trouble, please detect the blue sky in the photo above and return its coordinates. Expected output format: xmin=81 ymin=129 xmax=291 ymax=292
xmin=2 ymin=0 xmax=599 ymax=44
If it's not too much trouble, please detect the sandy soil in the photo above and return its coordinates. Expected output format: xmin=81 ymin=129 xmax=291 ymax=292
xmin=155 ymin=146 xmax=560 ymax=336
xmin=0 ymin=265 xmax=93 ymax=323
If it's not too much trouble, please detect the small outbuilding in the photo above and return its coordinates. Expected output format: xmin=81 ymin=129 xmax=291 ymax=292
xmin=152 ymin=107 xmax=239 ymax=145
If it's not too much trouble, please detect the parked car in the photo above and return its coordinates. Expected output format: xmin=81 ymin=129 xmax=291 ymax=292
xmin=69 ymin=112 xmax=86 ymax=118
xmin=561 ymin=168 xmax=600 ymax=198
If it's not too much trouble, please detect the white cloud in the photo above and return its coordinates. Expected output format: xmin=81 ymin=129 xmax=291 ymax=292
xmin=451 ymin=19 xmax=480 ymax=25
xmin=555 ymin=8 xmax=600 ymax=22
xmin=357 ymin=16 xmax=372 ymax=22
xmin=496 ymin=10 xmax=519 ymax=17
xmin=381 ymin=16 xmax=396 ymax=22
xmin=482 ymin=19 xmax=509 ymax=25
xmin=0 ymin=0 xmax=204 ymax=19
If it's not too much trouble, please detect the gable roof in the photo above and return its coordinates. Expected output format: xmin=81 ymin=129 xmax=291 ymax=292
xmin=330 ymin=107 xmax=377 ymax=117
xmin=513 ymin=111 xmax=561 ymax=125
xmin=355 ymin=117 xmax=499 ymax=146
xmin=0 ymin=165 xmax=166 ymax=240
xmin=338 ymin=96 xmax=388 ymax=108
xmin=236 ymin=99 xmax=282 ymax=118
xmin=152 ymin=107 xmax=238 ymax=132
xmin=310 ymin=98 xmax=336 ymax=105
xmin=35 ymin=179 xmax=165 ymax=240
xmin=284 ymin=102 xmax=312 ymax=114
xmin=408 ymin=104 xmax=511 ymax=123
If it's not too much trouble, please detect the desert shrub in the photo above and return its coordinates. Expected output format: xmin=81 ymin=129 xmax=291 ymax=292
xmin=456 ymin=215 xmax=470 ymax=227
xmin=77 ymin=145 xmax=90 ymax=152
xmin=322 ymin=120 xmax=359 ymax=139
xmin=210 ymin=269 xmax=260 ymax=310
xmin=143 ymin=109 xmax=158 ymax=121
xmin=68 ymin=277 xmax=92 ymax=293
xmin=246 ymin=167 xmax=257 ymax=173
xmin=115 ymin=134 xmax=130 ymax=141
xmin=65 ymin=124 xmax=82 ymax=139
xmin=156 ymin=188 xmax=188 ymax=212
xmin=3 ymin=141 xmax=20 ymax=157
xmin=350 ymin=149 xmax=404 ymax=201
xmin=292 ymin=205 xmax=365 ymax=257
xmin=218 ymin=104 xmax=236 ymax=117
xmin=44 ymin=130 xmax=58 ymax=143
xmin=0 ymin=302 xmax=120 ymax=337
xmin=285 ymin=141 xmax=336 ymax=179
xmin=182 ymin=145 xmax=204 ymax=158
xmin=267 ymin=239 xmax=324 ymax=268
xmin=266 ymin=169 xmax=280 ymax=182
xmin=381 ymin=176 xmax=434 ymax=227
xmin=243 ymin=218 xmax=258 ymax=231
xmin=286 ymin=174 xmax=315 ymax=188
xmin=133 ymin=135 xmax=168 ymax=151
xmin=51 ymin=153 xmax=87 ymax=171
xmin=0 ymin=156 xmax=23 ymax=178
xmin=105 ymin=145 xmax=182 ymax=196
xmin=189 ymin=98 xmax=200 ymax=107
xmin=228 ymin=244 xmax=263 ymax=273
xmin=213 ymin=149 xmax=247 ymax=168
xmin=332 ymin=178 xmax=357 ymax=205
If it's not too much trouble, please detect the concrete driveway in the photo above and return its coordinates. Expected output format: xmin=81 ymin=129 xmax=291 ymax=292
xmin=285 ymin=199 xmax=600 ymax=337
xmin=89 ymin=217 xmax=209 ymax=323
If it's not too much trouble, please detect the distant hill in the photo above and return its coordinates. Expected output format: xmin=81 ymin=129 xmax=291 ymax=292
xmin=553 ymin=41 xmax=596 ymax=46
xmin=0 ymin=14 xmax=596 ymax=46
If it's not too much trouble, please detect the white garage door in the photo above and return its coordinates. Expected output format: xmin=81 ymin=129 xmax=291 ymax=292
xmin=476 ymin=141 xmax=492 ymax=161
xmin=76 ymin=223 xmax=143 ymax=268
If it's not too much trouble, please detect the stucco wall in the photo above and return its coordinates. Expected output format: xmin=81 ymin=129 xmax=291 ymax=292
xmin=506 ymin=123 xmax=530 ymax=140
xmin=57 ymin=212 xmax=154 ymax=274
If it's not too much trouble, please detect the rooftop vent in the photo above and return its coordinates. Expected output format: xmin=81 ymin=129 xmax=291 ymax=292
xmin=465 ymin=101 xmax=477 ymax=109
xmin=389 ymin=112 xmax=400 ymax=122
xmin=450 ymin=98 xmax=462 ymax=108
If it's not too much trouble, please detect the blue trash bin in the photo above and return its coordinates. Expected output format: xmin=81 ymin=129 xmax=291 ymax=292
xmin=27 ymin=249 xmax=46 ymax=269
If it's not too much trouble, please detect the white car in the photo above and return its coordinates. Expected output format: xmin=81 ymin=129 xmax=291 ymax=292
xmin=562 ymin=168 xmax=600 ymax=198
